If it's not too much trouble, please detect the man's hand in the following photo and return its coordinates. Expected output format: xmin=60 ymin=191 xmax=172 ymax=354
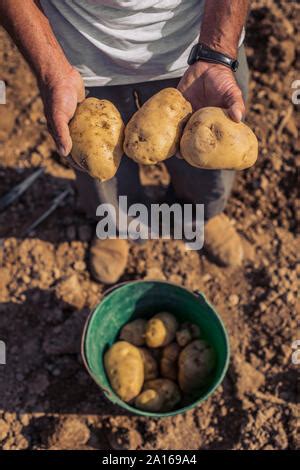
xmin=40 ymin=66 xmax=85 ymax=157
xmin=178 ymin=0 xmax=249 ymax=122
xmin=0 ymin=0 xmax=85 ymax=158
xmin=178 ymin=61 xmax=245 ymax=122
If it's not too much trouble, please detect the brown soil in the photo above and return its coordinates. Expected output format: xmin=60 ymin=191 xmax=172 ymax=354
xmin=0 ymin=0 xmax=299 ymax=450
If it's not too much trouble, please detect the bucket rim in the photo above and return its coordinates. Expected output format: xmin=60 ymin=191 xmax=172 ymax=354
xmin=81 ymin=279 xmax=230 ymax=417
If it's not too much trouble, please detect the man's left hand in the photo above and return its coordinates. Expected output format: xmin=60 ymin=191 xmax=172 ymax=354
xmin=178 ymin=61 xmax=245 ymax=122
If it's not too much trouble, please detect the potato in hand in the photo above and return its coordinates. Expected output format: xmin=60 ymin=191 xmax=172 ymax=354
xmin=69 ymin=97 xmax=124 ymax=181
xmin=124 ymin=88 xmax=192 ymax=165
xmin=180 ymin=107 xmax=258 ymax=170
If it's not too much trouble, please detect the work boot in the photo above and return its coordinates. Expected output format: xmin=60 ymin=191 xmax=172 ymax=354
xmin=204 ymin=213 xmax=243 ymax=267
xmin=89 ymin=238 xmax=129 ymax=284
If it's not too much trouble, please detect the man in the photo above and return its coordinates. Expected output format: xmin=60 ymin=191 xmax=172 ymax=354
xmin=0 ymin=0 xmax=249 ymax=284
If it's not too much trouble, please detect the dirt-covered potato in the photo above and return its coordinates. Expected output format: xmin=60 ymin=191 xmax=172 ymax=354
xmin=176 ymin=322 xmax=201 ymax=347
xmin=160 ymin=342 xmax=180 ymax=380
xmin=104 ymin=341 xmax=144 ymax=402
xmin=134 ymin=389 xmax=164 ymax=412
xmin=145 ymin=312 xmax=178 ymax=348
xmin=178 ymin=340 xmax=216 ymax=393
xmin=119 ymin=319 xmax=147 ymax=346
xmin=124 ymin=88 xmax=192 ymax=165
xmin=144 ymin=378 xmax=181 ymax=412
xmin=69 ymin=97 xmax=124 ymax=181
xmin=180 ymin=107 xmax=258 ymax=170
xmin=139 ymin=347 xmax=159 ymax=380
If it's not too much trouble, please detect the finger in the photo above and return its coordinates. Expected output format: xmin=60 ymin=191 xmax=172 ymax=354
xmin=48 ymin=110 xmax=73 ymax=157
xmin=226 ymin=89 xmax=246 ymax=123
xmin=228 ymin=104 xmax=243 ymax=123
xmin=77 ymin=82 xmax=86 ymax=103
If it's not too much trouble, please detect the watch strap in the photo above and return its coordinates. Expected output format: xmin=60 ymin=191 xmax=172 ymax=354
xmin=188 ymin=43 xmax=239 ymax=72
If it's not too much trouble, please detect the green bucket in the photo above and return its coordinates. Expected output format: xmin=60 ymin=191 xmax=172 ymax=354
xmin=81 ymin=280 xmax=230 ymax=417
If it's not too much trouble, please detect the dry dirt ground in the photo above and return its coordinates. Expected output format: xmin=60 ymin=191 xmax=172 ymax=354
xmin=0 ymin=0 xmax=299 ymax=451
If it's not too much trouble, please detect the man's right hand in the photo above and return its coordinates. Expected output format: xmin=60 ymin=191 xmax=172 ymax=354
xmin=39 ymin=66 xmax=85 ymax=157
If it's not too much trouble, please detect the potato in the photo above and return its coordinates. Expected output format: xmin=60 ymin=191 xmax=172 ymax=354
xmin=139 ymin=347 xmax=159 ymax=380
xmin=178 ymin=339 xmax=216 ymax=393
xmin=135 ymin=389 xmax=164 ymax=412
xmin=104 ymin=341 xmax=144 ymax=402
xmin=119 ymin=319 xmax=147 ymax=346
xmin=124 ymin=88 xmax=192 ymax=165
xmin=180 ymin=107 xmax=258 ymax=170
xmin=144 ymin=378 xmax=181 ymax=412
xmin=176 ymin=322 xmax=201 ymax=347
xmin=145 ymin=312 xmax=178 ymax=348
xmin=69 ymin=97 xmax=124 ymax=181
xmin=160 ymin=342 xmax=180 ymax=380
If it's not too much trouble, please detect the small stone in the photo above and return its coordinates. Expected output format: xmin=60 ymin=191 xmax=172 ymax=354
xmin=30 ymin=152 xmax=42 ymax=166
xmin=229 ymin=294 xmax=239 ymax=307
xmin=74 ymin=261 xmax=86 ymax=272
xmin=144 ymin=266 xmax=166 ymax=280
xmin=202 ymin=274 xmax=212 ymax=283
xmin=23 ymin=274 xmax=31 ymax=284
xmin=286 ymin=292 xmax=294 ymax=303
xmin=20 ymin=414 xmax=30 ymax=426
xmin=107 ymin=427 xmax=142 ymax=450
xmin=55 ymin=274 xmax=86 ymax=309
xmin=0 ymin=419 xmax=10 ymax=441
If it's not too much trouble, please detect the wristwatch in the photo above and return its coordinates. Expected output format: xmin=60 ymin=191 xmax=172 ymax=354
xmin=187 ymin=43 xmax=239 ymax=72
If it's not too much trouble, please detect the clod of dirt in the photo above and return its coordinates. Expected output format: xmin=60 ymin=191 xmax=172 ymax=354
xmin=55 ymin=274 xmax=86 ymax=309
xmin=0 ymin=419 xmax=10 ymax=442
xmin=107 ymin=427 xmax=142 ymax=450
xmin=234 ymin=355 xmax=265 ymax=398
xmin=0 ymin=105 xmax=15 ymax=141
xmin=48 ymin=417 xmax=90 ymax=450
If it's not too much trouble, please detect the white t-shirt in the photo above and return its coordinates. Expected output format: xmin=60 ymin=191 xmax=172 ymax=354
xmin=40 ymin=1 xmax=243 ymax=87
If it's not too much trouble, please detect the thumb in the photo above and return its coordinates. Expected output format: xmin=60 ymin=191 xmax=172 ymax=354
xmin=77 ymin=81 xmax=86 ymax=103
xmin=226 ymin=87 xmax=246 ymax=123
xmin=228 ymin=103 xmax=244 ymax=123
xmin=49 ymin=110 xmax=73 ymax=157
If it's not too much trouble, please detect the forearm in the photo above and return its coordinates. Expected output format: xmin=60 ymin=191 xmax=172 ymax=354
xmin=200 ymin=0 xmax=249 ymax=58
xmin=0 ymin=0 xmax=72 ymax=85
